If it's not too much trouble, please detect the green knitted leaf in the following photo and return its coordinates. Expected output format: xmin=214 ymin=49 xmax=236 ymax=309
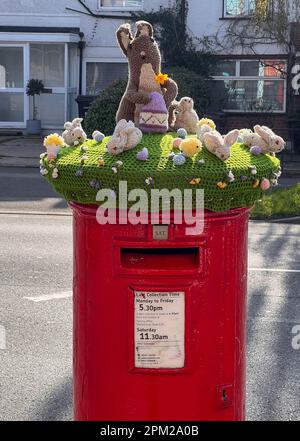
xmin=41 ymin=133 xmax=281 ymax=212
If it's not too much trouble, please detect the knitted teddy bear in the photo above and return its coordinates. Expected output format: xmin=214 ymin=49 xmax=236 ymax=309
xmin=116 ymin=21 xmax=178 ymax=130
xmin=173 ymin=97 xmax=199 ymax=134
xmin=107 ymin=119 xmax=143 ymax=155
xmin=62 ymin=118 xmax=87 ymax=146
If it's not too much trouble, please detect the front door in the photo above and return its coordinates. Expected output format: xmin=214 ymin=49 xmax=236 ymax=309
xmin=0 ymin=45 xmax=26 ymax=128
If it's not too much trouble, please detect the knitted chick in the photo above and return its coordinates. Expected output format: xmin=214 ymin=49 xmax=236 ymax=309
xmin=180 ymin=138 xmax=202 ymax=158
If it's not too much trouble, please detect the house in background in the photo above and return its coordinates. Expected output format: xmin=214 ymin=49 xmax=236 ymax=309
xmin=0 ymin=0 xmax=162 ymax=132
xmin=0 ymin=0 xmax=299 ymax=147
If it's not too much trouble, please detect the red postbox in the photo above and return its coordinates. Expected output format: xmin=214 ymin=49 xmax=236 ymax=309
xmin=71 ymin=203 xmax=249 ymax=421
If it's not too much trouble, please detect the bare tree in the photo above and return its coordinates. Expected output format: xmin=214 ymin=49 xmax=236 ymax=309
xmin=210 ymin=0 xmax=300 ymax=114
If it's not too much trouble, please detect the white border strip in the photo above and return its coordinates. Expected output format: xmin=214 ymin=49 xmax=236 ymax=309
xmin=23 ymin=291 xmax=72 ymax=302
xmin=249 ymin=268 xmax=300 ymax=273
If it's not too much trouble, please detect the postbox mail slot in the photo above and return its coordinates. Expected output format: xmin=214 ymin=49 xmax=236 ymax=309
xmin=120 ymin=247 xmax=199 ymax=271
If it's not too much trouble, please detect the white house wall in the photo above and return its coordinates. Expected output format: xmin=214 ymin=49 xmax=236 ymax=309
xmin=187 ymin=0 xmax=286 ymax=56
xmin=0 ymin=0 xmax=289 ymax=55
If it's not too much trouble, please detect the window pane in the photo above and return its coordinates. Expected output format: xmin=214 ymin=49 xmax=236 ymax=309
xmin=86 ymin=62 xmax=127 ymax=95
xmin=31 ymin=94 xmax=65 ymax=125
xmin=0 ymin=47 xmax=23 ymax=88
xmin=212 ymin=60 xmax=236 ymax=77
xmin=101 ymin=0 xmax=142 ymax=7
xmin=30 ymin=44 xmax=65 ymax=87
xmin=0 ymin=92 xmax=24 ymax=122
xmin=240 ymin=60 xmax=286 ymax=77
xmin=217 ymin=79 xmax=285 ymax=112
xmin=225 ymin=0 xmax=255 ymax=16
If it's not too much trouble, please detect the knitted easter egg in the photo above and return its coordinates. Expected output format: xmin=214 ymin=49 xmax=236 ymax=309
xmin=139 ymin=92 xmax=168 ymax=134
xmin=177 ymin=128 xmax=187 ymax=139
xmin=180 ymin=138 xmax=202 ymax=158
xmin=173 ymin=154 xmax=186 ymax=166
xmin=92 ymin=131 xmax=105 ymax=143
xmin=172 ymin=138 xmax=182 ymax=149
xmin=250 ymin=146 xmax=262 ymax=156
xmin=137 ymin=148 xmax=149 ymax=161
xmin=261 ymin=178 xmax=270 ymax=191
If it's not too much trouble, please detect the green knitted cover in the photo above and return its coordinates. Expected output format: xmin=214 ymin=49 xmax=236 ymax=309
xmin=41 ymin=133 xmax=281 ymax=212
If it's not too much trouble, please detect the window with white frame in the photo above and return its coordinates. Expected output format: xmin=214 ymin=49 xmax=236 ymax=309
xmin=99 ymin=0 xmax=143 ymax=10
xmin=212 ymin=59 xmax=287 ymax=112
xmin=85 ymin=62 xmax=128 ymax=95
xmin=224 ymin=0 xmax=255 ymax=17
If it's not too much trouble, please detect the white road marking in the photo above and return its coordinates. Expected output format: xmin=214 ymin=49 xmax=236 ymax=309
xmin=23 ymin=291 xmax=72 ymax=302
xmin=248 ymin=316 xmax=300 ymax=325
xmin=249 ymin=268 xmax=300 ymax=273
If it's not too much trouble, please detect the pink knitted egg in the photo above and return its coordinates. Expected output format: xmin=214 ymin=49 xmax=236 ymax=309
xmin=261 ymin=178 xmax=270 ymax=191
xmin=172 ymin=138 xmax=182 ymax=149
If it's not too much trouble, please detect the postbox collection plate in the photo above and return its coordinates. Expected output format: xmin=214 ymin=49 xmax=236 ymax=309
xmin=134 ymin=291 xmax=185 ymax=369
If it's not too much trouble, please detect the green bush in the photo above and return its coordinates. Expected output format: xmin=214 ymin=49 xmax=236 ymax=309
xmin=251 ymin=184 xmax=300 ymax=219
xmin=167 ymin=66 xmax=211 ymax=114
xmin=84 ymin=80 xmax=126 ymax=137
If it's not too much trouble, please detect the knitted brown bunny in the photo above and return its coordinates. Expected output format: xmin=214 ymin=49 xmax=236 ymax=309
xmin=116 ymin=21 xmax=178 ymax=127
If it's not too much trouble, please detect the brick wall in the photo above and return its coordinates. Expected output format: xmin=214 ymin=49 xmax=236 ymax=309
xmin=222 ymin=113 xmax=290 ymax=140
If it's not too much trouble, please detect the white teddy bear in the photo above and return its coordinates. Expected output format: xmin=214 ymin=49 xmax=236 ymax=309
xmin=62 ymin=118 xmax=87 ymax=146
xmin=173 ymin=97 xmax=199 ymax=134
xmin=107 ymin=120 xmax=143 ymax=155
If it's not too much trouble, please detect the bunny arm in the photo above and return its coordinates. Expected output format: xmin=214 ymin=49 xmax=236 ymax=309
xmin=162 ymin=78 xmax=178 ymax=108
xmin=126 ymin=86 xmax=151 ymax=105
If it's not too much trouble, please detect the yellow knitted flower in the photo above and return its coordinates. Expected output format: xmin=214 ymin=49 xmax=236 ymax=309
xmin=217 ymin=182 xmax=227 ymax=189
xmin=155 ymin=73 xmax=169 ymax=85
xmin=198 ymin=118 xmax=216 ymax=130
xmin=44 ymin=133 xmax=64 ymax=148
xmin=189 ymin=178 xmax=201 ymax=185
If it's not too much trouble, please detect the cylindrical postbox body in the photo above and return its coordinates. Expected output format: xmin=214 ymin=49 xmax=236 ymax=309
xmin=72 ymin=203 xmax=249 ymax=421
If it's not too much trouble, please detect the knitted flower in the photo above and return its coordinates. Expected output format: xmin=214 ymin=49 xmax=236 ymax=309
xmin=155 ymin=73 xmax=169 ymax=85
xmin=198 ymin=118 xmax=216 ymax=130
xmin=43 ymin=133 xmax=64 ymax=148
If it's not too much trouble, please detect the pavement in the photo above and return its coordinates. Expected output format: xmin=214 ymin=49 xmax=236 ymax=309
xmin=0 ymin=167 xmax=69 ymax=215
xmin=0 ymin=135 xmax=43 ymax=168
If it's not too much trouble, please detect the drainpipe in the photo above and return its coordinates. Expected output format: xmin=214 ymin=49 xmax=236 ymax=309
xmin=78 ymin=32 xmax=85 ymax=96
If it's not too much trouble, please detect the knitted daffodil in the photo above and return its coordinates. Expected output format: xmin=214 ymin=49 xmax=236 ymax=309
xmin=44 ymin=133 xmax=65 ymax=148
xmin=198 ymin=118 xmax=216 ymax=130
xmin=155 ymin=73 xmax=169 ymax=85
xmin=43 ymin=134 xmax=65 ymax=161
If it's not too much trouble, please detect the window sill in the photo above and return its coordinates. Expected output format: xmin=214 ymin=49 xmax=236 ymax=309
xmin=219 ymin=16 xmax=252 ymax=20
xmin=98 ymin=7 xmax=143 ymax=12
xmin=222 ymin=110 xmax=286 ymax=115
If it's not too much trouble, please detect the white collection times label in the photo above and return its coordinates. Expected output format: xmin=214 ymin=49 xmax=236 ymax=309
xmin=134 ymin=291 xmax=185 ymax=369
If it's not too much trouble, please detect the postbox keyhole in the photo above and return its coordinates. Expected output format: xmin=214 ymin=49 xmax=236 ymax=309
xmin=217 ymin=384 xmax=233 ymax=409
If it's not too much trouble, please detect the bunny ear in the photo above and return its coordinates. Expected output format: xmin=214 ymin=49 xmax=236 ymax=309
xmin=224 ymin=129 xmax=239 ymax=146
xmin=72 ymin=118 xmax=83 ymax=126
xmin=254 ymin=125 xmax=270 ymax=143
xmin=203 ymin=132 xmax=222 ymax=147
xmin=135 ymin=21 xmax=154 ymax=38
xmin=64 ymin=122 xmax=72 ymax=130
xmin=116 ymin=23 xmax=133 ymax=56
